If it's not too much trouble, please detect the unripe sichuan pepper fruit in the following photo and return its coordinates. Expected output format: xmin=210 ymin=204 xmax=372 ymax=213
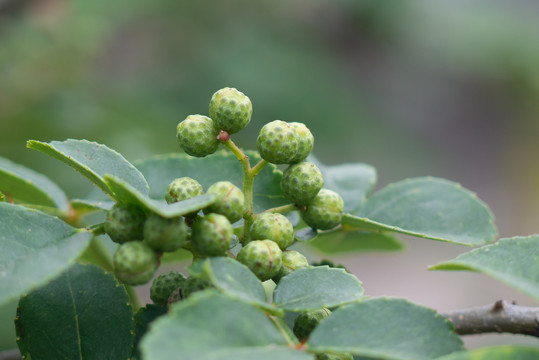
xmin=280 ymin=161 xmax=324 ymax=206
xmin=150 ymin=271 xmax=186 ymax=306
xmin=113 ymin=241 xmax=158 ymax=285
xmin=176 ymin=114 xmax=219 ymax=157
xmin=209 ymin=87 xmax=252 ymax=134
xmin=203 ymin=181 xmax=245 ymax=223
xmin=302 ymin=189 xmax=344 ymax=230
xmin=165 ymin=177 xmax=204 ymax=204
xmin=237 ymin=239 xmax=283 ymax=281
xmin=257 ymin=120 xmax=299 ymax=164
xmin=272 ymin=250 xmax=310 ymax=283
xmin=143 ymin=213 xmax=189 ymax=252
xmin=191 ymin=213 xmax=234 ymax=256
xmin=289 ymin=122 xmax=314 ymax=163
xmin=104 ymin=203 xmax=145 ymax=244
xmin=248 ymin=212 xmax=294 ymax=250
xmin=293 ymin=308 xmax=332 ymax=341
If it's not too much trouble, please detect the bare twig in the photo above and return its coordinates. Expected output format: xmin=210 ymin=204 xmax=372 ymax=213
xmin=442 ymin=300 xmax=539 ymax=337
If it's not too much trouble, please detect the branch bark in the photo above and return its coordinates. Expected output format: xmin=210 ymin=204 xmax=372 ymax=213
xmin=442 ymin=300 xmax=539 ymax=337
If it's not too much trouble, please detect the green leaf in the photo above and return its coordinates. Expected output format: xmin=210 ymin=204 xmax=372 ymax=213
xmin=310 ymin=155 xmax=377 ymax=213
xmin=135 ymin=151 xmax=287 ymax=213
xmin=435 ymin=345 xmax=539 ymax=360
xmin=187 ymin=257 xmax=277 ymax=314
xmin=307 ymin=297 xmax=464 ymax=360
xmin=347 ymin=177 xmax=497 ymax=246
xmin=27 ymin=139 xmax=149 ymax=200
xmin=429 ymin=235 xmax=539 ymax=300
xmin=0 ymin=156 xmax=69 ymax=211
xmin=104 ymin=174 xmax=216 ymax=218
xmin=16 ymin=263 xmax=134 ymax=360
xmin=274 ymin=266 xmax=364 ymax=311
xmin=132 ymin=304 xmax=167 ymax=360
xmin=309 ymin=230 xmax=404 ymax=253
xmin=71 ymin=198 xmax=114 ymax=215
xmin=0 ymin=202 xmax=92 ymax=306
xmin=295 ymin=227 xmax=318 ymax=242
xmin=140 ymin=291 xmax=313 ymax=360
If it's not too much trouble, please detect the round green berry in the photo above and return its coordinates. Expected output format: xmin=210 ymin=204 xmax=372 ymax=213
xmin=150 ymin=271 xmax=186 ymax=306
xmin=249 ymin=213 xmax=294 ymax=250
xmin=165 ymin=177 xmax=204 ymax=204
xmin=176 ymin=115 xmax=219 ymax=157
xmin=281 ymin=161 xmax=324 ymax=206
xmin=104 ymin=203 xmax=146 ymax=244
xmin=237 ymin=240 xmax=282 ymax=281
xmin=257 ymin=120 xmax=299 ymax=164
xmin=209 ymin=87 xmax=252 ymax=134
xmin=191 ymin=213 xmax=233 ymax=256
xmin=203 ymin=181 xmax=245 ymax=223
xmin=143 ymin=213 xmax=188 ymax=252
xmin=289 ymin=122 xmax=314 ymax=163
xmin=273 ymin=250 xmax=310 ymax=283
xmin=302 ymin=189 xmax=344 ymax=230
xmin=182 ymin=277 xmax=213 ymax=299
xmin=113 ymin=241 xmax=157 ymax=285
xmin=293 ymin=308 xmax=331 ymax=341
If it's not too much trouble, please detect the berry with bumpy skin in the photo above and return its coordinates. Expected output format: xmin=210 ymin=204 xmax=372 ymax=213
xmin=191 ymin=213 xmax=233 ymax=256
xmin=272 ymin=250 xmax=310 ymax=283
xmin=203 ymin=181 xmax=245 ymax=223
xmin=165 ymin=177 xmax=204 ymax=204
xmin=182 ymin=277 xmax=213 ymax=299
xmin=316 ymin=353 xmax=353 ymax=360
xmin=113 ymin=241 xmax=157 ymax=285
xmin=293 ymin=308 xmax=332 ymax=341
xmin=257 ymin=120 xmax=299 ymax=164
xmin=209 ymin=87 xmax=252 ymax=134
xmin=176 ymin=115 xmax=219 ymax=157
xmin=249 ymin=213 xmax=294 ymax=250
xmin=281 ymin=161 xmax=324 ymax=206
xmin=289 ymin=122 xmax=314 ymax=163
xmin=150 ymin=271 xmax=186 ymax=306
xmin=143 ymin=214 xmax=188 ymax=252
xmin=104 ymin=203 xmax=146 ymax=244
xmin=302 ymin=189 xmax=344 ymax=230
xmin=237 ymin=240 xmax=282 ymax=281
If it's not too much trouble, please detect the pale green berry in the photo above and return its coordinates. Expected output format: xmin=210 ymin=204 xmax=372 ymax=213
xmin=272 ymin=250 xmax=310 ymax=283
xmin=257 ymin=120 xmax=299 ymax=164
xmin=237 ymin=240 xmax=282 ymax=281
xmin=209 ymin=87 xmax=252 ymax=134
xmin=104 ymin=203 xmax=146 ymax=244
xmin=176 ymin=115 xmax=219 ymax=157
xmin=165 ymin=177 xmax=204 ymax=204
xmin=249 ymin=213 xmax=294 ymax=250
xmin=281 ymin=161 xmax=324 ymax=206
xmin=150 ymin=271 xmax=186 ymax=306
xmin=143 ymin=213 xmax=188 ymax=252
xmin=113 ymin=241 xmax=157 ymax=285
xmin=302 ymin=189 xmax=344 ymax=230
xmin=289 ymin=122 xmax=314 ymax=163
xmin=203 ymin=181 xmax=245 ymax=223
xmin=191 ymin=213 xmax=233 ymax=256
xmin=293 ymin=308 xmax=331 ymax=341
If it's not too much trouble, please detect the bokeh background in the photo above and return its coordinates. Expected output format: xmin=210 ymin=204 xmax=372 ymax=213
xmin=1 ymin=0 xmax=538 ymax=354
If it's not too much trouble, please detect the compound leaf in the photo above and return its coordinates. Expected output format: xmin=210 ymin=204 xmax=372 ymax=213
xmin=140 ymin=291 xmax=313 ymax=360
xmin=435 ymin=345 xmax=539 ymax=360
xmin=309 ymin=229 xmax=404 ymax=253
xmin=135 ymin=151 xmax=287 ymax=213
xmin=16 ymin=263 xmax=134 ymax=360
xmin=274 ymin=266 xmax=364 ymax=311
xmin=346 ymin=177 xmax=497 ymax=246
xmin=307 ymin=297 xmax=464 ymax=360
xmin=27 ymin=139 xmax=149 ymax=201
xmin=0 ymin=156 xmax=69 ymax=211
xmin=0 ymin=202 xmax=92 ymax=306
xmin=430 ymin=235 xmax=539 ymax=300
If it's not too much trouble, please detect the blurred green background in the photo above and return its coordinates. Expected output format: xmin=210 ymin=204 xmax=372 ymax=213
xmin=1 ymin=0 xmax=539 ymax=353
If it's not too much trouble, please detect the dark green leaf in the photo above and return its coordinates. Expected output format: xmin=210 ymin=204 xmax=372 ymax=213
xmin=309 ymin=230 xmax=404 ymax=253
xmin=347 ymin=177 xmax=497 ymax=246
xmin=0 ymin=156 xmax=69 ymax=211
xmin=435 ymin=345 xmax=539 ymax=360
xmin=132 ymin=304 xmax=167 ymax=360
xmin=135 ymin=151 xmax=287 ymax=213
xmin=0 ymin=202 xmax=92 ymax=306
xmin=71 ymin=198 xmax=114 ymax=215
xmin=104 ymin=174 xmax=216 ymax=218
xmin=308 ymin=297 xmax=464 ymax=360
xmin=430 ymin=235 xmax=539 ymax=300
xmin=295 ymin=227 xmax=319 ymax=242
xmin=274 ymin=266 xmax=364 ymax=311
xmin=187 ymin=257 xmax=277 ymax=314
xmin=27 ymin=139 xmax=149 ymax=200
xmin=16 ymin=263 xmax=134 ymax=360
xmin=310 ymin=155 xmax=377 ymax=213
xmin=140 ymin=291 xmax=313 ymax=360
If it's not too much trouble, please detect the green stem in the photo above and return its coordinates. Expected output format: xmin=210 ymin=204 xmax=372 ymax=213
xmin=269 ymin=315 xmax=299 ymax=346
xmin=263 ymin=203 xmax=297 ymax=214
xmin=125 ymin=285 xmax=141 ymax=311
xmin=250 ymin=159 xmax=268 ymax=176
